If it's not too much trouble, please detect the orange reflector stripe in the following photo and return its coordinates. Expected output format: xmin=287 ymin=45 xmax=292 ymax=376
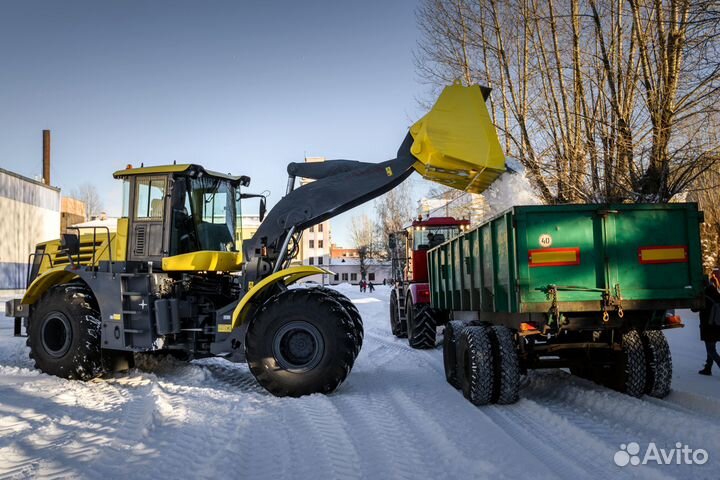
xmin=638 ymin=246 xmax=688 ymax=264
xmin=528 ymin=247 xmax=580 ymax=267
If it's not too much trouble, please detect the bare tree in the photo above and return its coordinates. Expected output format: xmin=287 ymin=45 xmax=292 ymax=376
xmin=374 ymin=182 xmax=414 ymax=258
xmin=350 ymin=214 xmax=380 ymax=281
xmin=415 ymin=0 xmax=720 ymax=205
xmin=70 ymin=183 xmax=104 ymax=219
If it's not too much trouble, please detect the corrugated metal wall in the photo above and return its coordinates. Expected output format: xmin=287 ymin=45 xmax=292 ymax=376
xmin=0 ymin=169 xmax=60 ymax=289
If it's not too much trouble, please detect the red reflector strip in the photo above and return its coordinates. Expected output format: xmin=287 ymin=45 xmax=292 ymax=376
xmin=528 ymin=247 xmax=580 ymax=267
xmin=638 ymin=246 xmax=688 ymax=264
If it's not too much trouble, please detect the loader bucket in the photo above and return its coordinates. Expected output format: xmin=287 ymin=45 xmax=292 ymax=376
xmin=409 ymin=83 xmax=506 ymax=194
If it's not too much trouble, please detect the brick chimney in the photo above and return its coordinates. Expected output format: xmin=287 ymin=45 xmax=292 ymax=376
xmin=42 ymin=129 xmax=50 ymax=185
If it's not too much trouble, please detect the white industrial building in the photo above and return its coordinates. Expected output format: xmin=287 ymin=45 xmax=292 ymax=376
xmin=326 ymin=258 xmax=392 ymax=286
xmin=0 ymin=168 xmax=61 ymax=289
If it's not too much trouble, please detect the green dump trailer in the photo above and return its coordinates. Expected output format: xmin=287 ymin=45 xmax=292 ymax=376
xmin=429 ymin=203 xmax=704 ymax=405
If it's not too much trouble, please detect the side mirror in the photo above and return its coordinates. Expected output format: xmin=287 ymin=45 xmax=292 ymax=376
xmin=259 ymin=198 xmax=267 ymax=222
xmin=60 ymin=233 xmax=80 ymax=256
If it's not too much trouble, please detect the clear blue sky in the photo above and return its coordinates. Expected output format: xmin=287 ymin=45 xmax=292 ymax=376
xmin=0 ymin=0 xmax=434 ymax=246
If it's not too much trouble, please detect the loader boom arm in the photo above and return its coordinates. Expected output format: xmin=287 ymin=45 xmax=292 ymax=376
xmin=243 ymin=134 xmax=416 ymax=284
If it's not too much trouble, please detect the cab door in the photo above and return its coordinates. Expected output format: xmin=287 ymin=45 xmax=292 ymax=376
xmin=128 ymin=175 xmax=169 ymax=263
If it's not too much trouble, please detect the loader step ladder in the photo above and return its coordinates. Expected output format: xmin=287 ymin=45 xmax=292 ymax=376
xmin=120 ymin=274 xmax=153 ymax=349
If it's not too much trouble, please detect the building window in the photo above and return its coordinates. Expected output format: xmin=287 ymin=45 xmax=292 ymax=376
xmin=318 ymin=240 xmax=324 ymax=249
xmin=309 ymin=226 xmax=314 ymax=232
xmin=350 ymin=273 xmax=357 ymax=281
xmin=318 ymin=256 xmax=323 ymax=265
xmin=369 ymin=272 xmax=375 ymax=281
xmin=318 ymin=224 xmax=323 ymax=232
xmin=334 ymin=273 xmax=339 ymax=281
xmin=342 ymin=273 xmax=348 ymax=281
xmin=309 ymin=257 xmax=314 ymax=265
xmin=309 ymin=240 xmax=314 ymax=248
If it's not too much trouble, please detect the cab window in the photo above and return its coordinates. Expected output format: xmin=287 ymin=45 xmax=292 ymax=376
xmin=135 ymin=177 xmax=166 ymax=220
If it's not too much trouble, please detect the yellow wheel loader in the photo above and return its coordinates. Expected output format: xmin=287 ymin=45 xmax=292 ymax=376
xmin=6 ymin=83 xmax=506 ymax=397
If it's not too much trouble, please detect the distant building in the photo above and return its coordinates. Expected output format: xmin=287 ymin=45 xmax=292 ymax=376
xmin=0 ymin=168 xmax=61 ymax=289
xmin=236 ymin=214 xmax=262 ymax=249
xmin=330 ymin=244 xmax=359 ymax=260
xmin=327 ymin=257 xmax=392 ymax=285
xmin=61 ymin=197 xmax=86 ymax=234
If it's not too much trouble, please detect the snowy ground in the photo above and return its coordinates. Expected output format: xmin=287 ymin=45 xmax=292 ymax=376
xmin=1 ymin=284 xmax=719 ymax=479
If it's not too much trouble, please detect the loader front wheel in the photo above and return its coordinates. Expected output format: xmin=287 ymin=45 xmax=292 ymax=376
xmin=245 ymin=289 xmax=356 ymax=397
xmin=27 ymin=283 xmax=103 ymax=380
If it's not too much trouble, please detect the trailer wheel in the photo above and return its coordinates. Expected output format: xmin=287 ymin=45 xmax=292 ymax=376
xmin=443 ymin=320 xmax=466 ymax=388
xmin=458 ymin=326 xmax=495 ymax=405
xmin=27 ymin=283 xmax=104 ymax=380
xmin=618 ymin=329 xmax=647 ymax=398
xmin=406 ymin=302 xmax=437 ymax=349
xmin=245 ymin=289 xmax=356 ymax=397
xmin=490 ymin=326 xmax=520 ymax=404
xmin=641 ymin=330 xmax=672 ymax=398
xmin=316 ymin=287 xmax=364 ymax=357
xmin=389 ymin=290 xmax=407 ymax=338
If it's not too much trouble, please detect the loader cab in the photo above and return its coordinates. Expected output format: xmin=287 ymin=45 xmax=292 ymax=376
xmin=114 ymin=164 xmax=250 ymax=266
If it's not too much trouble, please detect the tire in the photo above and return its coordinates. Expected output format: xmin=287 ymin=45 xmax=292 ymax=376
xmin=389 ymin=290 xmax=407 ymax=338
xmin=315 ymin=287 xmax=364 ymax=357
xmin=27 ymin=283 xmax=104 ymax=380
xmin=443 ymin=320 xmax=466 ymax=388
xmin=489 ymin=326 xmax=520 ymax=404
xmin=245 ymin=289 xmax=356 ymax=397
xmin=642 ymin=330 xmax=672 ymax=398
xmin=458 ymin=326 xmax=495 ymax=405
xmin=407 ymin=302 xmax=437 ymax=349
xmin=619 ymin=329 xmax=647 ymax=398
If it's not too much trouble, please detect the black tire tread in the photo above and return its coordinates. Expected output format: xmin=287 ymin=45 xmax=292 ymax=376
xmin=443 ymin=320 xmax=466 ymax=388
xmin=459 ymin=326 xmax=495 ymax=406
xmin=621 ymin=329 xmax=647 ymax=398
xmin=314 ymin=287 xmax=363 ymax=357
xmin=642 ymin=330 xmax=672 ymax=398
xmin=490 ymin=326 xmax=520 ymax=404
xmin=408 ymin=304 xmax=437 ymax=349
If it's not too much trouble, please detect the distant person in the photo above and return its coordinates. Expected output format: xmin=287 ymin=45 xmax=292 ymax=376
xmin=698 ymin=272 xmax=720 ymax=375
xmin=383 ymin=279 xmax=386 ymax=286
xmin=359 ymin=280 xmax=363 ymax=292
xmin=368 ymin=281 xmax=375 ymax=292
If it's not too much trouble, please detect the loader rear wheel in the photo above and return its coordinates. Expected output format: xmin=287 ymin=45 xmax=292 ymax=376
xmin=245 ymin=289 xmax=356 ymax=397
xmin=642 ymin=330 xmax=672 ymax=398
xmin=458 ymin=326 xmax=495 ymax=406
xmin=443 ymin=320 xmax=466 ymax=388
xmin=489 ymin=326 xmax=520 ymax=404
xmin=27 ymin=283 xmax=103 ymax=380
xmin=316 ymin=287 xmax=363 ymax=357
xmin=407 ymin=302 xmax=437 ymax=349
xmin=389 ymin=290 xmax=406 ymax=338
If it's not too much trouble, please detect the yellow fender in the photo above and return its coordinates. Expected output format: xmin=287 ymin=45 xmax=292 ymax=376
xmin=231 ymin=266 xmax=333 ymax=330
xmin=22 ymin=266 xmax=79 ymax=305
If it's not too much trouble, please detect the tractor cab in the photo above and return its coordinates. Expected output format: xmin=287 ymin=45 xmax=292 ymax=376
xmin=114 ymin=164 xmax=251 ymax=266
xmin=391 ymin=216 xmax=470 ymax=284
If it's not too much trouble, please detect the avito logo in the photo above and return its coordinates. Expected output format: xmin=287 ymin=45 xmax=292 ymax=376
xmin=614 ymin=442 xmax=709 ymax=467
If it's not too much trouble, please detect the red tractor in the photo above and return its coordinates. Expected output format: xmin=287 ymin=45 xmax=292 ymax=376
xmin=388 ymin=216 xmax=470 ymax=348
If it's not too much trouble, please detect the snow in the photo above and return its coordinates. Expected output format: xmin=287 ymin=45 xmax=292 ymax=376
xmin=481 ymin=158 xmax=542 ymax=221
xmin=1 ymin=286 xmax=720 ymax=479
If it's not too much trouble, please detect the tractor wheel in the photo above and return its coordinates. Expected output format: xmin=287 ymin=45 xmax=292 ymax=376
xmin=27 ymin=283 xmax=104 ymax=380
xmin=642 ymin=330 xmax=672 ymax=398
xmin=245 ymin=289 xmax=356 ymax=397
xmin=443 ymin=320 xmax=466 ymax=388
xmin=458 ymin=326 xmax=495 ymax=405
xmin=389 ymin=290 xmax=406 ymax=338
xmin=406 ymin=301 xmax=437 ymax=349
xmin=616 ymin=329 xmax=647 ymax=398
xmin=489 ymin=326 xmax=520 ymax=404
xmin=316 ymin=287 xmax=364 ymax=357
